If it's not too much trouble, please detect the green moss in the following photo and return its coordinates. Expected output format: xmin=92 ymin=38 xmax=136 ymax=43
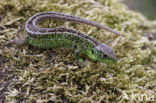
xmin=0 ymin=0 xmax=155 ymax=103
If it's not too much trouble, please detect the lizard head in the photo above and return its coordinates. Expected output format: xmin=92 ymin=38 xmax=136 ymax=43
xmin=87 ymin=43 xmax=117 ymax=63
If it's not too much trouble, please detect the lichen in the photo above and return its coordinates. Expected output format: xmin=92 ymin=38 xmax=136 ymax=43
xmin=0 ymin=0 xmax=155 ymax=103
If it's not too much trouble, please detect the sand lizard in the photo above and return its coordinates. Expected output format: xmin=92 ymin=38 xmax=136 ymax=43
xmin=9 ymin=12 xmax=122 ymax=63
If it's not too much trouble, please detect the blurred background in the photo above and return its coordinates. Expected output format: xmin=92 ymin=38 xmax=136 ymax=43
xmin=122 ymin=0 xmax=156 ymax=20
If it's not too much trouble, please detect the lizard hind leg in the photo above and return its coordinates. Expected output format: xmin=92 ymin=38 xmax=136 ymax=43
xmin=6 ymin=37 xmax=28 ymax=46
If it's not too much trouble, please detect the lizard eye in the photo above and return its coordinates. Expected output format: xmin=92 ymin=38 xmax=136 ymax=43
xmin=103 ymin=54 xmax=107 ymax=58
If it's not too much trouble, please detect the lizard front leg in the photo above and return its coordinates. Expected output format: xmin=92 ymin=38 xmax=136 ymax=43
xmin=73 ymin=48 xmax=86 ymax=66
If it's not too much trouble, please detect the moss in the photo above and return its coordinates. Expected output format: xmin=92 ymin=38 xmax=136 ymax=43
xmin=0 ymin=0 xmax=155 ymax=102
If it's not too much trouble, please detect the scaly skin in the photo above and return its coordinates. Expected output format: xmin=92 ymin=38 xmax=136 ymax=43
xmin=11 ymin=12 xmax=121 ymax=63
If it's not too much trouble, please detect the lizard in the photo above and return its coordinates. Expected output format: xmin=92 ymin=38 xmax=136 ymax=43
xmin=9 ymin=12 xmax=122 ymax=63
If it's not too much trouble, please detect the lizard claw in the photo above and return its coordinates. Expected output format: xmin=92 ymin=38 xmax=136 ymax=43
xmin=73 ymin=58 xmax=86 ymax=67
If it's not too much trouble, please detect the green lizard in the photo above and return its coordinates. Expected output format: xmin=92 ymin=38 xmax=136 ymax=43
xmin=9 ymin=12 xmax=122 ymax=63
